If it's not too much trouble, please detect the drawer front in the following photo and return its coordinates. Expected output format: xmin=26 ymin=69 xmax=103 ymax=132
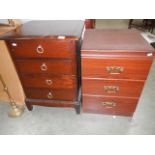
xmin=25 ymin=88 xmax=77 ymax=101
xmin=15 ymin=60 xmax=76 ymax=75
xmin=82 ymin=79 xmax=144 ymax=97
xmin=82 ymin=57 xmax=152 ymax=80
xmin=83 ymin=95 xmax=138 ymax=116
xmin=7 ymin=39 xmax=76 ymax=59
xmin=21 ymin=74 xmax=77 ymax=89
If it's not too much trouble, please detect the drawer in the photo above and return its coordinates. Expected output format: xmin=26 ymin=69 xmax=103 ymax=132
xmin=21 ymin=74 xmax=77 ymax=89
xmin=25 ymin=88 xmax=77 ymax=101
xmin=16 ymin=59 xmax=76 ymax=75
xmin=82 ymin=78 xmax=144 ymax=97
xmin=7 ymin=39 xmax=76 ymax=59
xmin=82 ymin=57 xmax=152 ymax=80
xmin=82 ymin=95 xmax=138 ymax=116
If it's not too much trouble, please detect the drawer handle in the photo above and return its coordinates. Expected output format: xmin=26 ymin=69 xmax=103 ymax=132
xmin=45 ymin=79 xmax=53 ymax=85
xmin=104 ymin=86 xmax=119 ymax=93
xmin=47 ymin=92 xmax=53 ymax=99
xmin=106 ymin=66 xmax=124 ymax=74
xmin=36 ymin=45 xmax=44 ymax=54
xmin=40 ymin=63 xmax=48 ymax=71
xmin=101 ymin=102 xmax=116 ymax=108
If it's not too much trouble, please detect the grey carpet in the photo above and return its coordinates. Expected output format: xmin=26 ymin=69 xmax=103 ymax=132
xmin=0 ymin=102 xmax=131 ymax=135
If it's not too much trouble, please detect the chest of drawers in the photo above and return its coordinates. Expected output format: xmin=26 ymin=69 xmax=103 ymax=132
xmin=1 ymin=20 xmax=84 ymax=114
xmin=81 ymin=29 xmax=155 ymax=116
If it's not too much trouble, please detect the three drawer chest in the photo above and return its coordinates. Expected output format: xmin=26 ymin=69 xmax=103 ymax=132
xmin=81 ymin=29 xmax=155 ymax=116
xmin=1 ymin=20 xmax=84 ymax=114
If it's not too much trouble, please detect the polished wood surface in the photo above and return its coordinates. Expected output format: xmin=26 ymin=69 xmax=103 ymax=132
xmin=82 ymin=29 xmax=154 ymax=52
xmin=25 ymin=89 xmax=81 ymax=114
xmin=21 ymin=74 xmax=77 ymax=89
xmin=26 ymin=98 xmax=75 ymax=110
xmin=82 ymin=79 xmax=144 ymax=97
xmin=81 ymin=29 xmax=155 ymax=116
xmin=82 ymin=57 xmax=152 ymax=80
xmin=7 ymin=39 xmax=76 ymax=59
xmin=25 ymin=88 xmax=77 ymax=100
xmin=83 ymin=95 xmax=138 ymax=116
xmin=16 ymin=60 xmax=76 ymax=75
xmin=82 ymin=51 xmax=155 ymax=58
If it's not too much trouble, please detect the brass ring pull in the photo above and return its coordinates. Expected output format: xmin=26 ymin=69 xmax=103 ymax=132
xmin=47 ymin=92 xmax=53 ymax=99
xmin=104 ymin=86 xmax=119 ymax=93
xmin=40 ymin=63 xmax=48 ymax=71
xmin=45 ymin=79 xmax=53 ymax=85
xmin=106 ymin=66 xmax=124 ymax=74
xmin=36 ymin=45 xmax=44 ymax=54
xmin=101 ymin=102 xmax=116 ymax=108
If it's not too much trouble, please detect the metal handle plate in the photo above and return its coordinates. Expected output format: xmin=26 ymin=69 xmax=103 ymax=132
xmin=40 ymin=63 xmax=48 ymax=71
xmin=36 ymin=45 xmax=44 ymax=54
xmin=106 ymin=66 xmax=124 ymax=74
xmin=47 ymin=92 xmax=53 ymax=99
xmin=101 ymin=102 xmax=116 ymax=108
xmin=104 ymin=86 xmax=119 ymax=93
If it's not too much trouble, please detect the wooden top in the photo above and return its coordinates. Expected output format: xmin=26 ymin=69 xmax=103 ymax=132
xmin=0 ymin=20 xmax=84 ymax=40
xmin=82 ymin=29 xmax=154 ymax=52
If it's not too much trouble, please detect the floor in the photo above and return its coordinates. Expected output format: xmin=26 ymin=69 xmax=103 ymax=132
xmin=0 ymin=102 xmax=131 ymax=135
xmin=128 ymin=60 xmax=155 ymax=134
xmin=95 ymin=19 xmax=130 ymax=29
xmin=95 ymin=19 xmax=155 ymax=34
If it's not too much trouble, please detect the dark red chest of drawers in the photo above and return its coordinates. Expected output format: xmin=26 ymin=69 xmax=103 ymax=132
xmin=81 ymin=29 xmax=155 ymax=116
xmin=1 ymin=20 xmax=84 ymax=114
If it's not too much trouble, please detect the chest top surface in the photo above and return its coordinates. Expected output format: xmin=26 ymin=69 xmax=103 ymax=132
xmin=82 ymin=29 xmax=154 ymax=52
xmin=0 ymin=20 xmax=84 ymax=40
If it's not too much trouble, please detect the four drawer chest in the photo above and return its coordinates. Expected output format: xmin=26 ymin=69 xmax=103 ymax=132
xmin=1 ymin=20 xmax=84 ymax=114
xmin=81 ymin=29 xmax=155 ymax=116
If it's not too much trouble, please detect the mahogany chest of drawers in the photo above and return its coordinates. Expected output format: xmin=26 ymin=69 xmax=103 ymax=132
xmin=81 ymin=29 xmax=155 ymax=116
xmin=0 ymin=20 xmax=84 ymax=114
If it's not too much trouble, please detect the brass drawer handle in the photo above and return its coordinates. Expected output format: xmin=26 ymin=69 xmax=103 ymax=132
xmin=47 ymin=92 xmax=53 ymax=99
xmin=104 ymin=86 xmax=119 ymax=93
xmin=106 ymin=66 xmax=124 ymax=74
xmin=45 ymin=79 xmax=53 ymax=85
xmin=40 ymin=63 xmax=48 ymax=71
xmin=36 ymin=45 xmax=44 ymax=54
xmin=101 ymin=102 xmax=116 ymax=108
